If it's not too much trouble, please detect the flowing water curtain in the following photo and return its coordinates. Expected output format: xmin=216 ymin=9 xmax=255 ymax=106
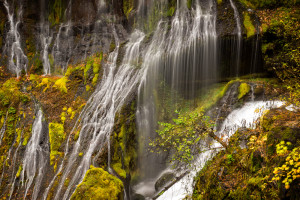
xmin=229 ymin=0 xmax=242 ymax=76
xmin=3 ymin=0 xmax=28 ymax=77
xmin=8 ymin=108 xmax=49 ymax=200
xmin=50 ymin=0 xmax=74 ymax=73
xmin=40 ymin=0 xmax=53 ymax=75
xmin=135 ymin=0 xmax=218 ymax=197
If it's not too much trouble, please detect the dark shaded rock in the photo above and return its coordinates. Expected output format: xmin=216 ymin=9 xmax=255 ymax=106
xmin=154 ymin=172 xmax=175 ymax=191
xmin=131 ymin=193 xmax=145 ymax=200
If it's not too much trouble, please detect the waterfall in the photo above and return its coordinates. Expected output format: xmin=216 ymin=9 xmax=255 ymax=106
xmin=40 ymin=0 xmax=52 ymax=75
xmin=229 ymin=0 xmax=242 ymax=75
xmin=18 ymin=108 xmax=48 ymax=200
xmin=42 ymin=28 xmax=145 ymax=200
xmin=0 ymin=111 xmax=8 ymax=146
xmin=135 ymin=0 xmax=217 ymax=197
xmin=3 ymin=0 xmax=28 ymax=77
xmin=51 ymin=1 xmax=73 ymax=72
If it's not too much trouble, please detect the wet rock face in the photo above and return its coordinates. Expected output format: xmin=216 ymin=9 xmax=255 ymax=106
xmin=71 ymin=0 xmax=97 ymax=25
xmin=0 ymin=0 xmax=128 ymax=72
xmin=216 ymin=0 xmax=237 ymax=36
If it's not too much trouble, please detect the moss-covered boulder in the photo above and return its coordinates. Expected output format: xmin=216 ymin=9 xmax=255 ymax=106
xmin=71 ymin=166 xmax=124 ymax=200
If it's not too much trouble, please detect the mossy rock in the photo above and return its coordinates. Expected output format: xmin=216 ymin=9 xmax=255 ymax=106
xmin=238 ymin=83 xmax=251 ymax=99
xmin=71 ymin=166 xmax=123 ymax=200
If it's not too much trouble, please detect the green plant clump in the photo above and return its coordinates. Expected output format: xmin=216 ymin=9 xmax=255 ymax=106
xmin=243 ymin=12 xmax=256 ymax=38
xmin=49 ymin=123 xmax=65 ymax=152
xmin=71 ymin=166 xmax=123 ymax=200
xmin=49 ymin=123 xmax=65 ymax=165
xmin=54 ymin=77 xmax=68 ymax=93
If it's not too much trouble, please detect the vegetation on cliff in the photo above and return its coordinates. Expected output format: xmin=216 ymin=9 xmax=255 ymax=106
xmin=193 ymin=108 xmax=300 ymax=199
xmin=259 ymin=7 xmax=300 ymax=106
xmin=71 ymin=166 xmax=124 ymax=200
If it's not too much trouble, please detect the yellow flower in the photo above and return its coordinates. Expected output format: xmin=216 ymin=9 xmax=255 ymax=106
xmin=285 ymin=184 xmax=290 ymax=190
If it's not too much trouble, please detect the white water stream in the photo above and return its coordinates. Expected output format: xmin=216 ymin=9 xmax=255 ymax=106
xmin=229 ymin=0 xmax=242 ymax=75
xmin=18 ymin=109 xmax=48 ymax=200
xmin=40 ymin=0 xmax=52 ymax=75
xmin=157 ymin=101 xmax=285 ymax=200
xmin=42 ymin=28 xmax=146 ymax=200
xmin=3 ymin=0 xmax=28 ymax=77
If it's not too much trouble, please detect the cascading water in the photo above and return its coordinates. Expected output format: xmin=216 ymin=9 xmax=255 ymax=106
xmin=135 ymin=0 xmax=217 ymax=197
xmin=3 ymin=0 xmax=28 ymax=77
xmin=0 ymin=111 xmax=8 ymax=146
xmin=40 ymin=0 xmax=52 ymax=75
xmin=42 ymin=28 xmax=145 ymax=200
xmin=7 ymin=107 xmax=48 ymax=200
xmin=229 ymin=0 xmax=242 ymax=75
xmin=51 ymin=1 xmax=73 ymax=72
xmin=19 ymin=108 xmax=48 ymax=200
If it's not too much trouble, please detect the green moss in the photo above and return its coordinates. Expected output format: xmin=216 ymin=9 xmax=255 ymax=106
xmin=187 ymin=0 xmax=193 ymax=9
xmin=92 ymin=74 xmax=99 ymax=86
xmin=110 ymin=41 xmax=116 ymax=52
xmin=239 ymin=0 xmax=299 ymax=9
xmin=49 ymin=123 xmax=65 ymax=152
xmin=16 ymin=165 xmax=22 ymax=178
xmin=71 ymin=166 xmax=123 ymax=200
xmin=15 ymin=128 xmax=22 ymax=146
xmin=0 ymin=79 xmax=21 ymax=107
xmin=243 ymin=12 xmax=256 ymax=38
xmin=60 ymin=112 xmax=66 ymax=124
xmin=217 ymin=0 xmax=223 ymax=4
xmin=37 ymin=78 xmax=52 ymax=92
xmin=238 ymin=83 xmax=251 ymax=99
xmin=74 ymin=130 xmax=80 ymax=141
xmin=22 ymin=131 xmax=30 ymax=146
xmin=54 ymin=77 xmax=68 ymax=93
xmin=123 ymin=0 xmax=134 ymax=19
xmin=167 ymin=6 xmax=176 ymax=17
xmin=48 ymin=0 xmax=64 ymax=26
xmin=49 ymin=123 xmax=65 ymax=165
xmin=67 ymin=107 xmax=76 ymax=120
xmin=84 ymin=61 xmax=93 ymax=82
xmin=111 ymin=101 xmax=138 ymax=181
xmin=112 ymin=163 xmax=126 ymax=179
xmin=192 ymin=80 xmax=238 ymax=114
xmin=238 ymin=0 xmax=255 ymax=8
xmin=86 ymin=85 xmax=91 ymax=92
xmin=261 ymin=43 xmax=274 ymax=54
